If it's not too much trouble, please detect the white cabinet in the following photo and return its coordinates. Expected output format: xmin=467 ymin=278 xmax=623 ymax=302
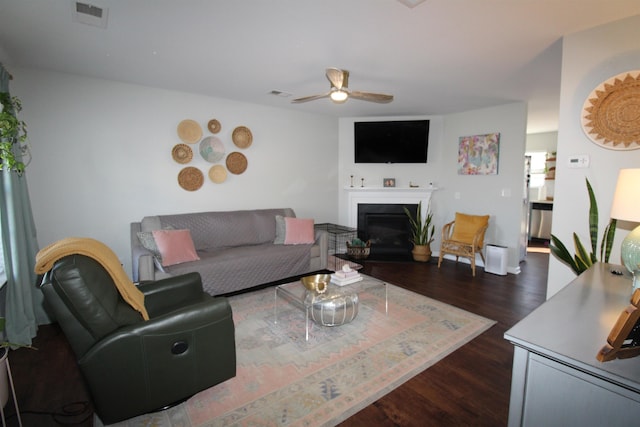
xmin=505 ymin=264 xmax=640 ymax=426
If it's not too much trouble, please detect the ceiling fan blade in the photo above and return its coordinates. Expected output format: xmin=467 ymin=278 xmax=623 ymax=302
xmin=326 ymin=68 xmax=348 ymax=90
xmin=291 ymin=93 xmax=330 ymax=103
xmin=350 ymin=91 xmax=394 ymax=103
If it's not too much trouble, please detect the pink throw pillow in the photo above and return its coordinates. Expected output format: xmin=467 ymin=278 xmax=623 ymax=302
xmin=152 ymin=229 xmax=200 ymax=267
xmin=284 ymin=217 xmax=315 ymax=245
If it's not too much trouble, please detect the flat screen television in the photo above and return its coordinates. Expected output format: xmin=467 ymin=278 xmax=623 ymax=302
xmin=354 ymin=120 xmax=429 ymax=163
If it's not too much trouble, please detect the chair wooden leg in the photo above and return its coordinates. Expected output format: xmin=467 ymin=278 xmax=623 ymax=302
xmin=438 ymin=252 xmax=443 ymax=268
xmin=471 ymin=255 xmax=476 ymax=277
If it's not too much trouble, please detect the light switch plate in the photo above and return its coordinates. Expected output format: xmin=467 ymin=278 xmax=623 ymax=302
xmin=567 ymin=154 xmax=590 ymax=168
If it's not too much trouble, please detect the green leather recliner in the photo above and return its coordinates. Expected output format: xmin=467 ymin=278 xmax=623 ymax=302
xmin=39 ymin=254 xmax=236 ymax=424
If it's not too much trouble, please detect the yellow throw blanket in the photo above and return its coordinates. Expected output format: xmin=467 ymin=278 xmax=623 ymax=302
xmin=35 ymin=237 xmax=149 ymax=320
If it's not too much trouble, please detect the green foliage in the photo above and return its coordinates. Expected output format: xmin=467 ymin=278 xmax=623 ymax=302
xmin=550 ymin=178 xmax=617 ymax=275
xmin=349 ymin=238 xmax=367 ymax=247
xmin=0 ymin=92 xmax=28 ymax=175
xmin=403 ymin=201 xmax=435 ymax=246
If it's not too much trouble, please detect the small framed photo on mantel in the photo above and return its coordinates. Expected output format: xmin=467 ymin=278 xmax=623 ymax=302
xmin=383 ymin=178 xmax=396 ymax=187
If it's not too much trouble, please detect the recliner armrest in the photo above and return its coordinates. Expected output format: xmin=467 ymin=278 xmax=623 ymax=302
xmin=138 ymin=272 xmax=206 ymax=317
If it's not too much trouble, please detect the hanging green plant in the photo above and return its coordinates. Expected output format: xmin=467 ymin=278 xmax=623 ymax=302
xmin=0 ymin=92 xmax=28 ymax=175
xmin=550 ymin=178 xmax=617 ymax=275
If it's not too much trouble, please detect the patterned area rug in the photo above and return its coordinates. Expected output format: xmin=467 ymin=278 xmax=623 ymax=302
xmin=105 ymin=281 xmax=495 ymax=426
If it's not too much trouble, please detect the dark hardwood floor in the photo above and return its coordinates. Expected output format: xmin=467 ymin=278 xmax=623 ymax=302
xmin=4 ymin=250 xmax=548 ymax=426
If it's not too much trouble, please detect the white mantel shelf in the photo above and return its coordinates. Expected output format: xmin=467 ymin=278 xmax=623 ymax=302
xmin=344 ymin=186 xmax=438 ymax=228
xmin=343 ymin=186 xmax=439 ymax=192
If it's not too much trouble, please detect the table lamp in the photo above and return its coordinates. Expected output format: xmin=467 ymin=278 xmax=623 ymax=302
xmin=610 ymin=168 xmax=640 ymax=292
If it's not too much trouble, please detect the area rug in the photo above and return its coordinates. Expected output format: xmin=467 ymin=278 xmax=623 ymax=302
xmin=105 ymin=281 xmax=495 ymax=427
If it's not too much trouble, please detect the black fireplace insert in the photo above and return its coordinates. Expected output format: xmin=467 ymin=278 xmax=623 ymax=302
xmin=357 ymin=203 xmax=418 ymax=260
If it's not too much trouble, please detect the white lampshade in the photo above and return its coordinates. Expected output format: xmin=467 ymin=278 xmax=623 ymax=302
xmin=610 ymin=169 xmax=640 ymax=222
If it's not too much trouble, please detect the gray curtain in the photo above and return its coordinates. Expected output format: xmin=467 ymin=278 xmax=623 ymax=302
xmin=0 ymin=64 xmax=50 ymax=346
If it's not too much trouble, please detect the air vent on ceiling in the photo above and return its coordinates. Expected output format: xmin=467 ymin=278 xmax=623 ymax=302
xmin=72 ymin=1 xmax=109 ymax=29
xmin=269 ymin=90 xmax=292 ymax=98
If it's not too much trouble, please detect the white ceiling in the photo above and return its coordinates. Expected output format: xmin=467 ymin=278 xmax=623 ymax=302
xmin=1 ymin=0 xmax=639 ymax=133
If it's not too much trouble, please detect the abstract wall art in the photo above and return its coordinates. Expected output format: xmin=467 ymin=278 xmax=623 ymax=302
xmin=457 ymin=132 xmax=500 ymax=175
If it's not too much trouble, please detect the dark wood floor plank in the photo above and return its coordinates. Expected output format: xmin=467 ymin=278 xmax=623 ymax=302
xmin=4 ymin=252 xmax=548 ymax=426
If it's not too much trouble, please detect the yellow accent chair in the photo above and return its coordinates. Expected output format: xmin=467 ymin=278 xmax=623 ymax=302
xmin=438 ymin=212 xmax=490 ymax=276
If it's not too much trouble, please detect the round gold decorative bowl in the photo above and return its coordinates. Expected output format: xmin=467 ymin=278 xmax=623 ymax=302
xmin=301 ymin=274 xmax=330 ymax=294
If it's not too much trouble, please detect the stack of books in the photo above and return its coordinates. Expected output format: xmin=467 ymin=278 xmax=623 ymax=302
xmin=330 ymin=267 xmax=363 ymax=286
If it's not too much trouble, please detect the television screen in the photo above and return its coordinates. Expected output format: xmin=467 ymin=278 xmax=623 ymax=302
xmin=354 ymin=120 xmax=429 ymax=163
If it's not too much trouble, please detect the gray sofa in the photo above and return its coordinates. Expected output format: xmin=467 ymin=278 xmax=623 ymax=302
xmin=131 ymin=208 xmax=328 ymax=295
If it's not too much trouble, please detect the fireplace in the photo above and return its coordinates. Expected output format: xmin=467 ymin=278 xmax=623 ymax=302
xmin=357 ymin=203 xmax=418 ymax=260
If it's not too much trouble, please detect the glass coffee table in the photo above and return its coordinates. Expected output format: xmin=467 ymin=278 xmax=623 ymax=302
xmin=274 ymin=274 xmax=387 ymax=341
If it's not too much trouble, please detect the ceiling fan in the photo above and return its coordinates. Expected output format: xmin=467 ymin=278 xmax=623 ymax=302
xmin=291 ymin=68 xmax=393 ymax=104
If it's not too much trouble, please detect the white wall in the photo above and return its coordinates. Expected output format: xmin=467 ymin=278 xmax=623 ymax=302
xmin=337 ymin=115 xmax=444 ymax=193
xmin=440 ymin=103 xmax=528 ymax=272
xmin=548 ymin=14 xmax=640 ymax=297
xmin=11 ymin=68 xmax=339 ymax=277
xmin=337 ymin=103 xmax=527 ymax=273
xmin=526 ymin=131 xmax=557 ymax=153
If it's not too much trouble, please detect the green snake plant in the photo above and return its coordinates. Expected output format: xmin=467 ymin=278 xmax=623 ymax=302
xmin=404 ymin=201 xmax=435 ymax=246
xmin=550 ymin=178 xmax=617 ymax=275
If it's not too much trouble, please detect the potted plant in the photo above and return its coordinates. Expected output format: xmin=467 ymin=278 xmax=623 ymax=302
xmin=404 ymin=201 xmax=435 ymax=262
xmin=346 ymin=237 xmax=371 ymax=260
xmin=550 ymin=178 xmax=616 ymax=275
xmin=0 ymin=92 xmax=29 ymax=175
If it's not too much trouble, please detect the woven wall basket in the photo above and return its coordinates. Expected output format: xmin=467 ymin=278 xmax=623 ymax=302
xmin=177 ymin=119 xmax=203 ymax=144
xmin=178 ymin=167 xmax=204 ymax=191
xmin=171 ymin=143 xmax=193 ymax=164
xmin=232 ymin=126 xmax=253 ymax=149
xmin=226 ymin=152 xmax=248 ymax=175
xmin=581 ymin=70 xmax=640 ymax=150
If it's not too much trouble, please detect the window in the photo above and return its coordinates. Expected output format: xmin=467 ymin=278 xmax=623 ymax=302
xmin=527 ymin=151 xmax=548 ymax=189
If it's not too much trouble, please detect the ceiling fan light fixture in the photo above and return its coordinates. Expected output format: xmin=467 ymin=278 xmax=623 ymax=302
xmin=330 ymin=89 xmax=348 ymax=103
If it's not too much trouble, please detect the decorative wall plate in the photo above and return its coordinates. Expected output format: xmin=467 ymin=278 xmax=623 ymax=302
xmin=208 ymin=119 xmax=221 ymax=134
xmin=208 ymin=165 xmax=227 ymax=183
xmin=178 ymin=167 xmax=204 ymax=191
xmin=177 ymin=119 xmax=203 ymax=144
xmin=581 ymin=70 xmax=640 ymax=150
xmin=171 ymin=143 xmax=193 ymax=164
xmin=199 ymin=136 xmax=225 ymax=163
xmin=226 ymin=152 xmax=248 ymax=174
xmin=232 ymin=126 xmax=253 ymax=149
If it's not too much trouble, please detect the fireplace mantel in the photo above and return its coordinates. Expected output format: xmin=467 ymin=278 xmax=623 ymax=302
xmin=344 ymin=186 xmax=437 ymax=228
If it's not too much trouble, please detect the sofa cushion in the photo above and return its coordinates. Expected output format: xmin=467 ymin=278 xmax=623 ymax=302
xmin=283 ymin=217 xmax=315 ymax=244
xmin=153 ymin=208 xmax=295 ymax=250
xmin=165 ymin=243 xmax=312 ymax=295
xmin=136 ymin=231 xmax=167 ymax=272
xmin=152 ymin=229 xmax=200 ymax=267
xmin=274 ymin=215 xmax=286 ymax=244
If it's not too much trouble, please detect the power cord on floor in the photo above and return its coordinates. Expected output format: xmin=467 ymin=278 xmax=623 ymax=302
xmin=3 ymin=401 xmax=92 ymax=426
